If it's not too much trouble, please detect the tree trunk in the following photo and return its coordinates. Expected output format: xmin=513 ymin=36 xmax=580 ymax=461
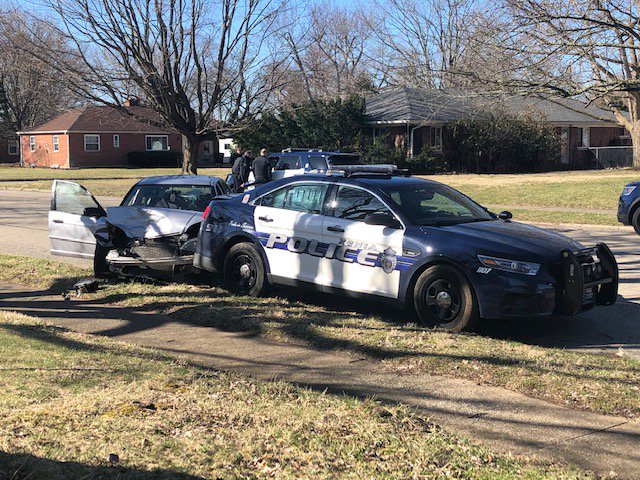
xmin=631 ymin=126 xmax=640 ymax=170
xmin=181 ymin=135 xmax=200 ymax=175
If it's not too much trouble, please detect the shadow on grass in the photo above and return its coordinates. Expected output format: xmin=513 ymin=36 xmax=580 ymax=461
xmin=0 ymin=450 xmax=206 ymax=480
xmin=4 ymin=275 xmax=640 ymax=395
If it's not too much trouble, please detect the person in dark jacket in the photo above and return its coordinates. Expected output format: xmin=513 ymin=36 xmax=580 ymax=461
xmin=252 ymin=148 xmax=271 ymax=185
xmin=229 ymin=146 xmax=242 ymax=166
xmin=231 ymin=149 xmax=252 ymax=192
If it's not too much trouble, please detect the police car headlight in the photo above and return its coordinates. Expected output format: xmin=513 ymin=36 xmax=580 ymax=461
xmin=477 ymin=255 xmax=540 ymax=276
xmin=622 ymin=186 xmax=636 ymax=196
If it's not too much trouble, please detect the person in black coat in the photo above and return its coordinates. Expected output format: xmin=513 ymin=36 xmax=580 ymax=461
xmin=252 ymin=148 xmax=271 ymax=185
xmin=229 ymin=146 xmax=242 ymax=166
xmin=231 ymin=149 xmax=252 ymax=191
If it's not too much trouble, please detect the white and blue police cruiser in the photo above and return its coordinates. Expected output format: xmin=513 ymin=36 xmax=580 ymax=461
xmin=195 ymin=165 xmax=618 ymax=331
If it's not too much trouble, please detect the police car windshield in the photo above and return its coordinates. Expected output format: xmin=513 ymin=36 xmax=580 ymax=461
xmin=383 ymin=183 xmax=493 ymax=226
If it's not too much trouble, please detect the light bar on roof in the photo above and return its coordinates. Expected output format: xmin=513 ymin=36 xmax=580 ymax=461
xmin=327 ymin=164 xmax=397 ymax=176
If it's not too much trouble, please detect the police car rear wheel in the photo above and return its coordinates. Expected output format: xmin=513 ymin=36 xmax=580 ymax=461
xmin=413 ymin=265 xmax=477 ymax=332
xmin=223 ymin=243 xmax=267 ymax=296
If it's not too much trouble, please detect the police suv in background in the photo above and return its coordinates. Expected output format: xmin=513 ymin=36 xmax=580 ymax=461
xmin=617 ymin=181 xmax=640 ymax=234
xmin=196 ymin=165 xmax=618 ymax=331
xmin=270 ymin=149 xmax=363 ymax=180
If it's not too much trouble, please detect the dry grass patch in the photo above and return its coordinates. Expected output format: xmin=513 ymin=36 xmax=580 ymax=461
xmin=0 ymin=309 xmax=590 ymax=479
xmin=2 ymin=254 xmax=639 ymax=420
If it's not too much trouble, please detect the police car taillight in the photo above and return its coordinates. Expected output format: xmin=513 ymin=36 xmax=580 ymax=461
xmin=202 ymin=204 xmax=211 ymax=220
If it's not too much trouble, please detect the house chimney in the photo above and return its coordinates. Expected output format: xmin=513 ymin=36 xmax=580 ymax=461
xmin=124 ymin=97 xmax=140 ymax=107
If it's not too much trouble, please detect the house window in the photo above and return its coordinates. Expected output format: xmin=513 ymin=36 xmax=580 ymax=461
xmin=8 ymin=141 xmax=18 ymax=156
xmin=113 ymin=134 xmax=120 ymax=148
xmin=581 ymin=128 xmax=590 ymax=147
xmin=53 ymin=135 xmax=59 ymax=152
xmin=84 ymin=134 xmax=100 ymax=152
xmin=29 ymin=136 xmax=35 ymax=152
xmin=146 ymin=135 xmax=169 ymax=151
xmin=430 ymin=126 xmax=443 ymax=151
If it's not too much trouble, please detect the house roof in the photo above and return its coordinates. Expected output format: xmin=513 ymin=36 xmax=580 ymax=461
xmin=18 ymin=105 xmax=175 ymax=134
xmin=364 ymin=87 xmax=621 ymax=126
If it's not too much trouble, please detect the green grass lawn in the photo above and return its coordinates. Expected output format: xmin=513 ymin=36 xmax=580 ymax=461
xmin=0 ymin=166 xmax=231 ymax=197
xmin=0 ymin=165 xmax=633 ymax=224
xmin=0 ymin=311 xmax=594 ymax=480
xmin=2 ymin=254 xmax=639 ymax=420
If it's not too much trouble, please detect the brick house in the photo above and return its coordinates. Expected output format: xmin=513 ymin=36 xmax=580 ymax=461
xmin=17 ymin=102 xmax=220 ymax=168
xmin=0 ymin=137 xmax=20 ymax=164
xmin=365 ymin=88 xmax=632 ymax=168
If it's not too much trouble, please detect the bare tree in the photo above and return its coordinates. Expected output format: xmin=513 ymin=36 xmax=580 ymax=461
xmin=7 ymin=0 xmax=287 ymax=174
xmin=274 ymin=3 xmax=380 ymax=105
xmin=371 ymin=0 xmax=481 ymax=90
xmin=0 ymin=12 xmax=77 ymax=140
xmin=497 ymin=0 xmax=640 ymax=168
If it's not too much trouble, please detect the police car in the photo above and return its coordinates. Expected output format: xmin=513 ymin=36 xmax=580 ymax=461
xmin=195 ymin=166 xmax=618 ymax=331
xmin=617 ymin=181 xmax=640 ymax=233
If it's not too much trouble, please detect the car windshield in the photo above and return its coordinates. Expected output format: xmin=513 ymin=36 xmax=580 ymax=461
xmin=383 ymin=183 xmax=493 ymax=226
xmin=122 ymin=185 xmax=215 ymax=211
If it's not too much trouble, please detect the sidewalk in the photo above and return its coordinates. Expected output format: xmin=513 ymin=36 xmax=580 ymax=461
xmin=487 ymin=204 xmax=617 ymax=216
xmin=1 ymin=281 xmax=639 ymax=478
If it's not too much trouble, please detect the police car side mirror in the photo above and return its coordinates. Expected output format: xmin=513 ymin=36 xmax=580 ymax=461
xmin=364 ymin=212 xmax=402 ymax=229
xmin=498 ymin=211 xmax=513 ymax=221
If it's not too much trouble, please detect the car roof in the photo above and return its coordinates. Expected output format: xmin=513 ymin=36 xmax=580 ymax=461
xmin=248 ymin=173 xmax=441 ymax=197
xmin=293 ymin=173 xmax=440 ymax=187
xmin=271 ymin=151 xmax=357 ymax=158
xmin=135 ymin=175 xmax=222 ymax=186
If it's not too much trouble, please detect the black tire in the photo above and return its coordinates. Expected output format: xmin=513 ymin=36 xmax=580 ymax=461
xmin=413 ymin=264 xmax=478 ymax=332
xmin=93 ymin=243 xmax=111 ymax=278
xmin=223 ymin=242 xmax=268 ymax=296
xmin=632 ymin=207 xmax=640 ymax=235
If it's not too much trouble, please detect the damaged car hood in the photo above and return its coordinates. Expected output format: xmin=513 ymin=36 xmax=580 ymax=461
xmin=104 ymin=207 xmax=200 ymax=239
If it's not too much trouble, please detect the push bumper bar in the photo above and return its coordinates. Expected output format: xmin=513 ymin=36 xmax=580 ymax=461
xmin=560 ymin=243 xmax=618 ymax=315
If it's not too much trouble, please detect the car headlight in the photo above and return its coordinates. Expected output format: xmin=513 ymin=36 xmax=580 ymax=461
xmin=477 ymin=255 xmax=540 ymax=276
xmin=622 ymin=186 xmax=636 ymax=196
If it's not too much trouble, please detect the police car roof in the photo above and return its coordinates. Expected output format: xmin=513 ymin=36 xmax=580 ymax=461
xmin=135 ymin=175 xmax=221 ymax=186
xmin=300 ymin=173 xmax=440 ymax=188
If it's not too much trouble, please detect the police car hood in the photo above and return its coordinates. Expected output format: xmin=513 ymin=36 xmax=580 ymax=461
xmin=438 ymin=220 xmax=583 ymax=261
xmin=104 ymin=206 xmax=200 ymax=239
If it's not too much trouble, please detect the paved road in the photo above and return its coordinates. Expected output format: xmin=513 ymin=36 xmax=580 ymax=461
xmin=1 ymin=189 xmax=639 ymax=358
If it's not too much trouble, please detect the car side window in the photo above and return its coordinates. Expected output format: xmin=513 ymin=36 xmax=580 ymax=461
xmin=55 ymin=181 xmax=101 ymax=216
xmin=258 ymin=186 xmax=288 ymax=208
xmin=275 ymin=156 xmax=302 ymax=170
xmin=284 ymin=184 xmax=328 ymax=213
xmin=332 ymin=186 xmax=390 ymax=221
xmin=308 ymin=156 xmax=328 ymax=170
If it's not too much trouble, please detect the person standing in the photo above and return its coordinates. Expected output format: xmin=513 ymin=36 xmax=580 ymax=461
xmin=232 ymin=149 xmax=252 ymax=191
xmin=229 ymin=146 xmax=242 ymax=166
xmin=252 ymin=148 xmax=271 ymax=185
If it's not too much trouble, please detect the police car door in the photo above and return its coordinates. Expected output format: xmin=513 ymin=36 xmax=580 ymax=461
xmin=253 ymin=182 xmax=329 ymax=285
xmin=322 ymin=185 xmax=404 ymax=298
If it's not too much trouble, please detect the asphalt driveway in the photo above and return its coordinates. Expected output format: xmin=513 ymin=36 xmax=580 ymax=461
xmin=1 ymin=189 xmax=639 ymax=358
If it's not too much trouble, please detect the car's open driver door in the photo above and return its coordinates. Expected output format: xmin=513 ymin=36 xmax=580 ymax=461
xmin=49 ymin=180 xmax=107 ymax=259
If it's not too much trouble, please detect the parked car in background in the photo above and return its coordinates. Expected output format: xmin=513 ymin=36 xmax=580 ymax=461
xmin=49 ymin=175 xmax=229 ymax=277
xmin=617 ymin=181 xmax=640 ymax=233
xmin=270 ymin=149 xmax=362 ymax=180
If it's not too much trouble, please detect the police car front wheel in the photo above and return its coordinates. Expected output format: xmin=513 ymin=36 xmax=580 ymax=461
xmin=413 ymin=265 xmax=478 ymax=332
xmin=223 ymin=243 xmax=267 ymax=296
